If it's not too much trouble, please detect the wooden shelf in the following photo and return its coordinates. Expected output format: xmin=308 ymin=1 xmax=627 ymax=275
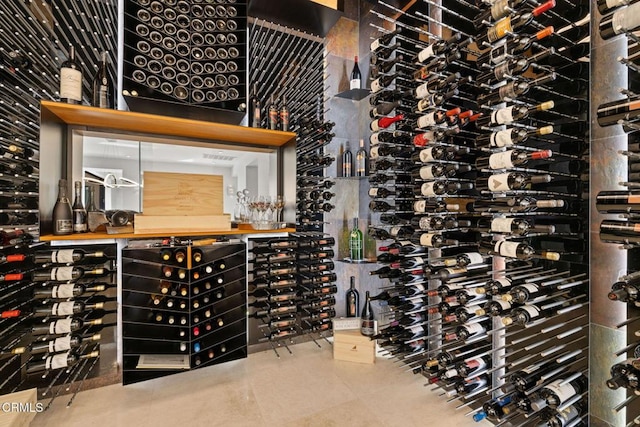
xmin=39 ymin=228 xmax=296 ymax=241
xmin=40 ymin=101 xmax=296 ymax=148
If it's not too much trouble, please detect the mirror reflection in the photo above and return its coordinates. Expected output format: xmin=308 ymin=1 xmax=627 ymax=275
xmin=81 ymin=135 xmax=278 ymax=217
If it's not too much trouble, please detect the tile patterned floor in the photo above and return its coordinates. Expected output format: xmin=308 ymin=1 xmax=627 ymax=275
xmin=29 ymin=341 xmax=490 ymax=427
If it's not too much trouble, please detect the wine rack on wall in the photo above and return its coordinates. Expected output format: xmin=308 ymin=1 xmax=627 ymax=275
xmin=0 ymin=244 xmax=117 ymax=405
xmin=123 ymin=0 xmax=247 ymax=120
xmin=595 ymin=1 xmax=640 ymax=425
xmin=121 ymin=241 xmax=247 ymax=385
xmin=364 ymin=0 xmax=589 ymax=424
xmin=247 ymin=234 xmax=336 ymax=355
xmin=0 ymin=0 xmax=118 ymax=407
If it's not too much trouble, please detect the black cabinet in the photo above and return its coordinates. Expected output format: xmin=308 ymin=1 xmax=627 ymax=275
xmin=122 ymin=242 xmax=246 ymax=385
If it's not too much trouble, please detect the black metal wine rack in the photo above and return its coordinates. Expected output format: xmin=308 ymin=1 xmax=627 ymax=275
xmin=123 ymin=0 xmax=247 ymax=119
xmin=121 ymin=242 xmax=246 ymax=385
xmin=0 ymin=242 xmax=117 ymax=403
xmin=365 ymin=0 xmax=590 ymax=424
xmin=248 ymin=234 xmax=335 ymax=355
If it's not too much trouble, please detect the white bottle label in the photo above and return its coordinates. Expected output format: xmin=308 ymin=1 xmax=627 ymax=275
xmin=411 ymin=256 xmax=425 ymax=265
xmin=47 ymin=352 xmax=71 ymax=370
xmin=421 ymin=182 xmax=436 ymax=197
xmin=419 ymin=148 xmax=435 ymax=162
xmin=51 ymin=267 xmax=74 ymax=281
xmin=417 ymin=96 xmax=435 ymax=112
xmin=371 ymin=39 xmax=381 ymax=51
xmin=544 ymin=380 xmax=577 ymax=404
xmin=371 ymin=121 xmax=381 ymax=132
xmin=415 ymin=82 xmax=432 ymax=99
xmin=490 ymin=129 xmax=514 ymax=148
xmin=419 ymin=233 xmax=435 ymax=247
xmin=417 ymin=45 xmax=435 ymax=63
xmin=52 ymin=335 xmax=72 ymax=353
xmin=463 ymin=252 xmax=484 ymax=265
xmin=419 ymin=166 xmax=436 ymax=180
xmin=494 ymin=240 xmax=520 ymax=258
xmin=52 ymin=249 xmax=75 ymax=264
xmin=52 ymin=318 xmax=73 ymax=334
xmin=496 ymin=278 xmax=511 ymax=288
xmin=370 ymin=133 xmax=381 ymax=145
xmin=519 ymin=283 xmax=540 ymax=294
xmin=370 ymin=146 xmax=380 ymax=159
xmin=60 ymin=67 xmax=82 ymax=101
xmin=52 ymin=284 xmax=75 ymax=299
xmin=492 ymin=106 xmax=515 ymax=125
xmin=369 ymin=188 xmax=379 ymax=197
xmin=464 ymin=322 xmax=486 ymax=337
xmin=495 ymin=299 xmax=511 ymax=310
xmin=414 ymin=200 xmax=426 ymax=212
xmin=371 ymin=78 xmax=383 ymax=93
xmin=489 ymin=151 xmax=515 ymax=169
xmin=52 ymin=301 xmax=75 ymax=316
xmin=350 ymin=78 xmax=361 ymax=90
xmin=520 ymin=304 xmax=541 ymax=319
xmin=613 ymin=4 xmax=640 ymax=35
xmin=491 ymin=217 xmax=515 ymax=233
xmin=417 ymin=113 xmax=436 ymax=128
xmin=487 ymin=172 xmax=511 ymax=192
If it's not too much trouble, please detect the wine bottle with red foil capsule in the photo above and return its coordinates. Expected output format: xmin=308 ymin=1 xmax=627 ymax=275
xmin=476 ymin=149 xmax=553 ymax=170
xmin=474 ymin=0 xmax=556 ymax=47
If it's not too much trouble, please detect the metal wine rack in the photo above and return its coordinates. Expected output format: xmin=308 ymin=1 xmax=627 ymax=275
xmin=594 ymin=1 xmax=640 ymax=424
xmin=248 ymin=234 xmax=336 ymax=357
xmin=121 ymin=242 xmax=247 ymax=385
xmin=123 ymin=0 xmax=247 ymax=121
xmin=365 ymin=0 xmax=590 ymax=424
xmin=0 ymin=243 xmax=117 ymax=405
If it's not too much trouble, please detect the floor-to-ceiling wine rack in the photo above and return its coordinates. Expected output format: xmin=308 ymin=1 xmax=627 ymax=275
xmin=364 ymin=0 xmax=590 ymax=424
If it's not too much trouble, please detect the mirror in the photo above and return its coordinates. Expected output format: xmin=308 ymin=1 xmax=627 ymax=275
xmin=77 ymin=134 xmax=278 ymax=218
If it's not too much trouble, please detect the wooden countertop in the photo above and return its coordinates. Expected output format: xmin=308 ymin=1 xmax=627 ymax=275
xmin=39 ymin=228 xmax=296 ymax=241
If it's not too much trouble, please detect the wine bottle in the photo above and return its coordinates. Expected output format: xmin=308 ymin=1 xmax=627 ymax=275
xmin=413 ymin=33 xmax=462 ymax=64
xmin=280 ymin=95 xmax=290 ymax=132
xmin=342 ymin=142 xmax=353 ymax=177
xmin=473 ymin=0 xmax=528 ymax=28
xmin=530 ymin=374 xmax=587 ymax=411
xmin=34 ymin=301 xmax=104 ymax=317
xmin=350 ymin=55 xmax=361 ymax=90
xmin=476 ymin=149 xmax=552 ymax=170
xmin=31 ymin=317 xmax=103 ymax=335
xmin=346 ymin=276 xmax=360 ymax=317
xmin=501 ymin=301 xmax=564 ymax=326
xmin=370 ymin=101 xmax=400 ymax=118
xmin=349 ymin=217 xmax=364 ymax=260
xmin=370 ymin=28 xmax=401 ymax=52
xmin=600 ymin=3 xmax=640 ymax=39
xmin=477 ymin=74 xmax=556 ymax=106
xmin=360 ymin=291 xmax=375 ymax=337
xmin=33 ymin=282 xmax=106 ymax=298
xmin=370 ymin=114 xmax=404 ymax=132
xmin=91 ymin=51 xmax=113 ymax=108
xmin=268 ymin=94 xmax=278 ymax=130
xmin=597 ymin=94 xmax=640 ymax=127
xmin=476 ymin=171 xmax=551 ymax=192
xmin=476 ymin=101 xmax=555 ymax=127
xmin=26 ymin=350 xmax=100 ymax=374
xmin=52 ymin=179 xmax=73 ymax=235
xmin=607 ymin=359 xmax=640 ymax=391
xmin=475 ymin=0 xmax=556 ymax=47
xmin=597 ymin=191 xmax=640 ymax=213
xmin=59 ymin=46 xmax=82 ymax=104
xmin=370 ymin=73 xmax=399 ymax=93
xmin=416 ymin=107 xmax=461 ymax=129
xmin=250 ymin=83 xmax=261 ymax=128
xmin=72 ymin=181 xmax=87 ymax=233
xmin=483 ymin=240 xmax=560 ymax=261
xmin=475 ymin=48 xmax=554 ymax=87
xmin=355 ymin=139 xmax=368 ymax=176
xmin=33 ymin=265 xmax=111 ymax=282
xmin=476 ymin=26 xmax=554 ymax=65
